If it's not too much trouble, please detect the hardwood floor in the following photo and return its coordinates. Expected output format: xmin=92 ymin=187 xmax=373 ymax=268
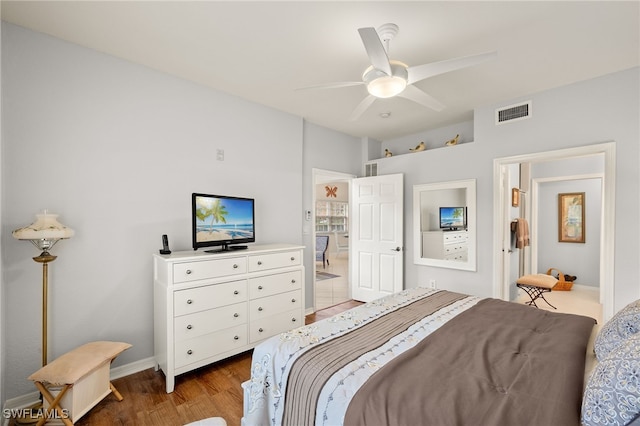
xmin=10 ymin=300 xmax=363 ymax=426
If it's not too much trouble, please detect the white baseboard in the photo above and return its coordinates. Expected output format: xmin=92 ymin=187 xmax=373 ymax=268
xmin=571 ymin=283 xmax=599 ymax=292
xmin=110 ymin=356 xmax=156 ymax=380
xmin=2 ymin=356 xmax=157 ymax=423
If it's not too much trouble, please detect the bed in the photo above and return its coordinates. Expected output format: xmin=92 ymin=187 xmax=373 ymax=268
xmin=241 ymin=287 xmax=638 ymax=426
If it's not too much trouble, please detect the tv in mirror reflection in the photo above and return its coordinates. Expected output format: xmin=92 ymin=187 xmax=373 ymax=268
xmin=439 ymin=207 xmax=466 ymax=231
xmin=192 ymin=193 xmax=255 ymax=252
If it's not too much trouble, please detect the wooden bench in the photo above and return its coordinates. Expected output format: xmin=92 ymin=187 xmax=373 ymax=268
xmin=28 ymin=341 xmax=131 ymax=425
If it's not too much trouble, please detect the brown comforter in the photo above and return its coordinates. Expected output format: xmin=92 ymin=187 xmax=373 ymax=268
xmin=344 ymin=297 xmax=596 ymax=426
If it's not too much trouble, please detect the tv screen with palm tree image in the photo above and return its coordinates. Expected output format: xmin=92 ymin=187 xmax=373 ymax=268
xmin=439 ymin=207 xmax=466 ymax=231
xmin=192 ymin=193 xmax=255 ymax=252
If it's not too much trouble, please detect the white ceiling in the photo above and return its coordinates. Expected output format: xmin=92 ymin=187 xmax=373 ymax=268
xmin=2 ymin=1 xmax=638 ymax=141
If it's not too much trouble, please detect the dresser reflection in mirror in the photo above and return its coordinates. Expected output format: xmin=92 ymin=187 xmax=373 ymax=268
xmin=413 ymin=179 xmax=476 ymax=271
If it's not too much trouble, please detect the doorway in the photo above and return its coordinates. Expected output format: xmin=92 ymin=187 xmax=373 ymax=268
xmin=493 ymin=142 xmax=615 ymax=321
xmin=312 ymin=169 xmax=354 ymax=311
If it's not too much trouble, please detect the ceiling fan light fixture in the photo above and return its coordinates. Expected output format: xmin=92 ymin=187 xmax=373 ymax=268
xmin=367 ymin=76 xmax=407 ymax=98
xmin=363 ymin=61 xmax=409 ymax=98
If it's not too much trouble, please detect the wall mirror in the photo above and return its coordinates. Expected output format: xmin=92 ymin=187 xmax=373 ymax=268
xmin=413 ymin=179 xmax=477 ymax=271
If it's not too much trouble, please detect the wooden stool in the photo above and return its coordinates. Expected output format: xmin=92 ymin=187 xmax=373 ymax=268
xmin=28 ymin=341 xmax=131 ymax=425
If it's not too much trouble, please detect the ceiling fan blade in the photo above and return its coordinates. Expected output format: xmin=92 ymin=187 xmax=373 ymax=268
xmin=295 ymin=81 xmax=365 ymax=91
xmin=358 ymin=27 xmax=392 ymax=75
xmin=349 ymin=95 xmax=377 ymax=121
xmin=397 ymin=85 xmax=445 ymax=112
xmin=407 ymin=51 xmax=497 ymax=85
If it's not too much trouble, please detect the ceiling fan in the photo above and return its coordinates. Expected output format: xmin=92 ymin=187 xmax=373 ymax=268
xmin=301 ymin=23 xmax=497 ymax=121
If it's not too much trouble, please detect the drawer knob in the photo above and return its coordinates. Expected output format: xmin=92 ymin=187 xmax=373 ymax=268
xmin=234 ymin=290 xmax=239 ymax=295
xmin=233 ymin=313 xmax=239 ymax=318
xmin=234 ymin=335 xmax=239 ymax=340
xmin=187 ymin=299 xmax=193 ymax=305
xmin=290 ymin=257 xmax=295 ymax=261
xmin=291 ymin=279 xmax=296 ymax=284
xmin=258 ymin=285 xmax=263 ymax=290
xmin=292 ymin=318 xmax=297 ymax=322
xmin=187 ymin=349 xmax=193 ymax=355
xmin=233 ymin=264 xmax=238 ymax=269
xmin=258 ymin=307 xmax=263 ymax=311
xmin=259 ymin=328 xmax=264 ymax=333
xmin=186 ymin=269 xmax=192 ymax=275
xmin=291 ymin=298 xmax=296 ymax=303
xmin=187 ymin=324 xmax=192 ymax=330
xmin=257 ymin=261 xmax=263 ymax=266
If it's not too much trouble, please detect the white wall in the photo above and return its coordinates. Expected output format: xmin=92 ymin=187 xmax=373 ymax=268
xmin=377 ymin=67 xmax=639 ymax=309
xmin=1 ymin=23 xmax=308 ymax=399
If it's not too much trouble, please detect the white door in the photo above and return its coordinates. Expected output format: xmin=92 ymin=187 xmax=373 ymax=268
xmin=350 ymin=173 xmax=404 ymax=302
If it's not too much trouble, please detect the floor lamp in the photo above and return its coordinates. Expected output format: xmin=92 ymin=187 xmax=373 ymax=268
xmin=13 ymin=210 xmax=74 ymax=367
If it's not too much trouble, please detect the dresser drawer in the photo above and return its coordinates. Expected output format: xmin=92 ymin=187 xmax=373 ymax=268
xmin=174 ymin=280 xmax=247 ymax=316
xmin=248 ymin=270 xmax=302 ymax=299
xmin=173 ymin=257 xmax=247 ymax=283
xmin=443 ymin=232 xmax=467 ymax=244
xmin=174 ymin=302 xmax=247 ymax=341
xmin=444 ymin=244 xmax=466 ymax=255
xmin=175 ymin=324 xmax=247 ymax=368
xmin=249 ymin=308 xmax=303 ymax=343
xmin=444 ymin=253 xmax=467 ymax=261
xmin=248 ymin=250 xmax=301 ymax=272
xmin=249 ymin=289 xmax=301 ymax=320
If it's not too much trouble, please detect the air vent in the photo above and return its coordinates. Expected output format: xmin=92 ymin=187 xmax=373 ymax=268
xmin=496 ymin=101 xmax=532 ymax=125
xmin=365 ymin=162 xmax=378 ymax=177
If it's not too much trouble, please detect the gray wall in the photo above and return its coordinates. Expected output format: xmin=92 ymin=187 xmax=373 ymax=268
xmin=377 ymin=67 xmax=639 ymax=310
xmin=1 ymin=23 xmax=308 ymax=400
xmin=1 ymin=23 xmax=365 ymax=402
xmin=536 ymin=178 xmax=601 ymax=287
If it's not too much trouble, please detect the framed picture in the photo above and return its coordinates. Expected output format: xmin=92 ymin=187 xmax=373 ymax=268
xmin=558 ymin=192 xmax=585 ymax=243
xmin=511 ymin=188 xmax=520 ymax=207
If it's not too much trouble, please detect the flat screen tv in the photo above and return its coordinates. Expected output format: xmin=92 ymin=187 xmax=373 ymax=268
xmin=192 ymin=193 xmax=255 ymax=252
xmin=439 ymin=207 xmax=466 ymax=231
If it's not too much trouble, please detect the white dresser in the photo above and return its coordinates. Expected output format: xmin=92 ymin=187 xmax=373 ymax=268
xmin=422 ymin=230 xmax=468 ymax=261
xmin=153 ymin=244 xmax=304 ymax=393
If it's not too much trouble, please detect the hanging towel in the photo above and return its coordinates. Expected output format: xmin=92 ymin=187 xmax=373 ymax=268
xmin=515 ymin=218 xmax=530 ymax=249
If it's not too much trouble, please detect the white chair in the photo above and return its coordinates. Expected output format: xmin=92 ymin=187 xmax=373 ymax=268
xmin=334 ymin=232 xmax=349 ymax=257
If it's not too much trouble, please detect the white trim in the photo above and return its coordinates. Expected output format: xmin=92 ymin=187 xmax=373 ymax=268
xmin=493 ymin=142 xmax=616 ymax=321
xmin=110 ymin=356 xmax=156 ymax=380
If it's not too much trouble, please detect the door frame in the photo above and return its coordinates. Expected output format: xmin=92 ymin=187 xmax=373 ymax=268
xmin=311 ymin=168 xmax=356 ymax=312
xmin=492 ymin=142 xmax=616 ymax=320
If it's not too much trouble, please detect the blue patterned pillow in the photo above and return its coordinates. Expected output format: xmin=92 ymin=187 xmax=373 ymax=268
xmin=594 ymin=300 xmax=640 ymax=361
xmin=582 ymin=334 xmax=640 ymax=426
